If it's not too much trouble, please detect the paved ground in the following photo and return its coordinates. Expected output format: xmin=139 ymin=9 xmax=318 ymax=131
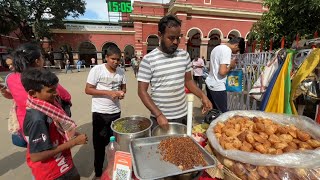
xmin=0 ymin=67 xmax=204 ymax=180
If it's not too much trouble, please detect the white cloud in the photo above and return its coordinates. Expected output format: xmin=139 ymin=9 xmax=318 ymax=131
xmin=82 ymin=0 xmax=170 ymax=21
xmin=84 ymin=0 xmax=110 ymax=20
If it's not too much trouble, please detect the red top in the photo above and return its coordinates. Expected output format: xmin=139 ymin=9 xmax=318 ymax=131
xmin=24 ymin=109 xmax=74 ymax=180
xmin=6 ymin=73 xmax=71 ymax=133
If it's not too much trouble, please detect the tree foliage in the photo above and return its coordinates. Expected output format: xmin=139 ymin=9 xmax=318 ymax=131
xmin=249 ymin=0 xmax=320 ymax=48
xmin=0 ymin=0 xmax=86 ymax=41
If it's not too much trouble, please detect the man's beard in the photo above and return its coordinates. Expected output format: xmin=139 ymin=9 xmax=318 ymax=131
xmin=160 ymin=40 xmax=177 ymax=55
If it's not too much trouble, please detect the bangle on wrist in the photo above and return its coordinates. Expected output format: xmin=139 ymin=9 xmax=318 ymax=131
xmin=155 ymin=113 xmax=163 ymax=118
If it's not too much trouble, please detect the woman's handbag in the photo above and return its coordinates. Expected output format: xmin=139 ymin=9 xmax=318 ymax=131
xmin=8 ymin=103 xmax=20 ymax=134
xmin=12 ymin=133 xmax=27 ymax=148
xmin=8 ymin=102 xmax=27 ymax=148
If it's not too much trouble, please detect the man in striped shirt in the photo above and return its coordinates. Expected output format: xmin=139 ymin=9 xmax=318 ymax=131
xmin=137 ymin=15 xmax=212 ymax=129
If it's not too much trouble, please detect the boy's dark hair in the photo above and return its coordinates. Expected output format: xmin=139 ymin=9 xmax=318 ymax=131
xmin=106 ymin=45 xmax=121 ymax=57
xmin=158 ymin=15 xmax=181 ymax=35
xmin=12 ymin=43 xmax=42 ymax=73
xmin=21 ymin=68 xmax=59 ymax=92
xmin=228 ymin=37 xmax=245 ymax=54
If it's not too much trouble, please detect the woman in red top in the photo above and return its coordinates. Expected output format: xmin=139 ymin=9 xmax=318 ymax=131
xmin=6 ymin=43 xmax=72 ymax=139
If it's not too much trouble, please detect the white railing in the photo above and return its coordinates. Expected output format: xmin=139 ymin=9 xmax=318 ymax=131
xmin=228 ymin=52 xmax=274 ymax=110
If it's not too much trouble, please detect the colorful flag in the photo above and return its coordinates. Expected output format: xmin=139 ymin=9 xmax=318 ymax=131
xmin=264 ymin=50 xmax=294 ymax=114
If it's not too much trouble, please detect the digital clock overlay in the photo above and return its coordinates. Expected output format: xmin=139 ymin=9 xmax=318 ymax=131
xmin=106 ymin=0 xmax=132 ymax=13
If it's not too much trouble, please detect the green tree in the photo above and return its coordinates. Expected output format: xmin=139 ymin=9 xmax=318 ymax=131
xmin=250 ymin=0 xmax=320 ymax=49
xmin=0 ymin=0 xmax=86 ymax=41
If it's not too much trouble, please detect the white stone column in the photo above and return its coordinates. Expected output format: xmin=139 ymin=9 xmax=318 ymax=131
xmin=96 ymin=52 xmax=103 ymax=64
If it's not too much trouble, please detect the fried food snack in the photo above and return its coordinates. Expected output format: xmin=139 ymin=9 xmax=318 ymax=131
xmin=213 ymin=115 xmax=320 ymax=154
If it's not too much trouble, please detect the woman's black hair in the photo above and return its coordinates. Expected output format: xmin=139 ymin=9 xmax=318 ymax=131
xmin=21 ymin=68 xmax=59 ymax=92
xmin=12 ymin=42 xmax=42 ymax=73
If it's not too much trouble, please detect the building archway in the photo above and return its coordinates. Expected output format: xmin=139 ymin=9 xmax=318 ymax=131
xmin=245 ymin=32 xmax=253 ymax=52
xmin=187 ymin=28 xmax=202 ymax=60
xmin=53 ymin=44 xmax=73 ymax=67
xmin=102 ymin=42 xmax=119 ymax=63
xmin=147 ymin=35 xmax=159 ymax=53
xmin=207 ymin=29 xmax=222 ymax=60
xmin=227 ymin=29 xmax=241 ymax=40
xmin=53 ymin=43 xmax=72 ymax=60
xmin=245 ymin=32 xmax=251 ymax=41
xmin=124 ymin=45 xmax=135 ymax=65
xmin=78 ymin=42 xmax=97 ymax=65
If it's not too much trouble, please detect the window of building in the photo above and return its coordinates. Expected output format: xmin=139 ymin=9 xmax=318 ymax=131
xmin=204 ymin=0 xmax=211 ymax=5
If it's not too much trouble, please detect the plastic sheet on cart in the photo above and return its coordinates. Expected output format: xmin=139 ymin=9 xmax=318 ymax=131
xmin=206 ymin=110 xmax=320 ymax=169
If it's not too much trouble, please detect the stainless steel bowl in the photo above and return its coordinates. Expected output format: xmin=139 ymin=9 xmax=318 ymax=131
xmin=111 ymin=116 xmax=152 ymax=152
xmin=152 ymin=122 xmax=187 ymax=136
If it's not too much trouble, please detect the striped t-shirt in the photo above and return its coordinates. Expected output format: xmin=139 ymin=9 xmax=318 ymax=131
xmin=137 ymin=48 xmax=192 ymax=119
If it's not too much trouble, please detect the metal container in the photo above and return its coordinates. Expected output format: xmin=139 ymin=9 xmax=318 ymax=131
xmin=129 ymin=134 xmax=216 ymax=180
xmin=152 ymin=123 xmax=201 ymax=179
xmin=152 ymin=122 xmax=187 ymax=136
xmin=111 ymin=116 xmax=152 ymax=152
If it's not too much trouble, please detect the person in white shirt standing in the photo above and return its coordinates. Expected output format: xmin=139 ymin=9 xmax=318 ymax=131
xmin=91 ymin=57 xmax=96 ymax=65
xmin=205 ymin=37 xmax=245 ymax=112
xmin=85 ymin=45 xmax=126 ymax=179
xmin=192 ymin=56 xmax=205 ymax=89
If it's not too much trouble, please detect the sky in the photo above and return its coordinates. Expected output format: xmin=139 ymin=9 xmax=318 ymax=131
xmin=73 ymin=0 xmax=170 ymax=21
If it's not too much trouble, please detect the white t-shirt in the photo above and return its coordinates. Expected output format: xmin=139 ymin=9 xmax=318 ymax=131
xmin=192 ymin=58 xmax=204 ymax=76
xmin=87 ymin=64 xmax=126 ymax=114
xmin=205 ymin=45 xmax=232 ymax=91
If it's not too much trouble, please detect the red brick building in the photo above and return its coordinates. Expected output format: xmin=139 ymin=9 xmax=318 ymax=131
xmin=1 ymin=0 xmax=265 ymax=66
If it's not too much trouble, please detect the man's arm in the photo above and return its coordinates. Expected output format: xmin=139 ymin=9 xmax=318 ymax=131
xmin=85 ymin=83 xmax=124 ymax=99
xmin=219 ymin=58 xmax=236 ymax=76
xmin=185 ymin=71 xmax=204 ymax=98
xmin=185 ymin=71 xmax=212 ymax=113
xmin=138 ymin=82 xmax=162 ymax=117
xmin=118 ymin=84 xmax=126 ymax=100
xmin=0 ymin=87 xmax=13 ymax=99
xmin=121 ymin=84 xmax=126 ymax=93
xmin=138 ymin=81 xmax=168 ymax=127
xmin=30 ymin=134 xmax=87 ymax=162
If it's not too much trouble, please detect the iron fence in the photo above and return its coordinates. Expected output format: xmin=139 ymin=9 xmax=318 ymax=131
xmin=227 ymin=52 xmax=274 ymax=110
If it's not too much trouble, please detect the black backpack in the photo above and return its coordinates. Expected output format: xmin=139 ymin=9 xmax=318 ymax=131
xmin=204 ymin=109 xmax=222 ymax=124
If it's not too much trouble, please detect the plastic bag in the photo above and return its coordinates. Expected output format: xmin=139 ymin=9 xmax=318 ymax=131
xmin=249 ymin=51 xmax=280 ymax=101
xmin=207 ymin=110 xmax=320 ymax=168
xmin=206 ymin=110 xmax=320 ymax=179
xmin=226 ymin=69 xmax=243 ymax=92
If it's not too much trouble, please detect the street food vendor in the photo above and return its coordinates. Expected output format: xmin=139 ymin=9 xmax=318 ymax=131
xmin=137 ymin=15 xmax=212 ymax=129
